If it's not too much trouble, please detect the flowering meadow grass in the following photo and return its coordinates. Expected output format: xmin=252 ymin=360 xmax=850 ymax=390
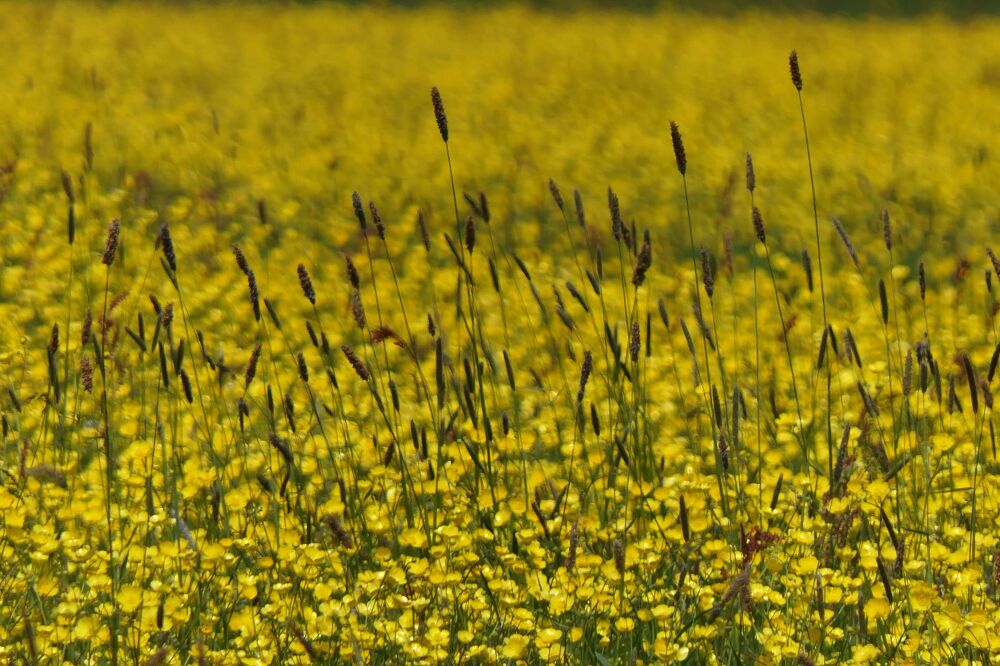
xmin=1 ymin=3 xmax=1000 ymax=664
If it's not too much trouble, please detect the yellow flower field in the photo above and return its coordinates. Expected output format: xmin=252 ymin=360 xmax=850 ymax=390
xmin=1 ymin=2 xmax=999 ymax=664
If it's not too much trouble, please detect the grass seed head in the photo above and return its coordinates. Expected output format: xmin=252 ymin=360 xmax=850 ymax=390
xmin=352 ymin=191 xmax=367 ymax=230
xmin=297 ymin=263 xmax=316 ymax=305
xmin=789 ymin=50 xmax=803 ymax=91
xmin=464 ymin=214 xmax=476 ymax=253
xmin=345 ymin=254 xmax=360 ymax=290
xmin=631 ymin=239 xmax=652 ymax=287
xmin=158 ymin=223 xmax=176 ymax=272
xmin=101 ymin=218 xmax=120 ymax=266
xmin=548 ymin=178 xmax=564 ymax=212
xmin=369 ymin=200 xmax=385 ymax=239
xmin=700 ymin=245 xmax=714 ymax=299
xmin=881 ymin=208 xmax=892 ymax=251
xmin=430 ymin=86 xmax=448 ymax=143
xmin=341 ymin=344 xmax=369 ymax=381
xmin=670 ymin=121 xmax=686 ymax=175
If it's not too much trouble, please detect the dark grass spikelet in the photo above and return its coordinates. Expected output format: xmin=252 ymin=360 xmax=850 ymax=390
xmin=324 ymin=514 xmax=354 ymax=549
xmin=548 ymin=178 xmax=564 ymax=212
xmin=290 ymin=626 xmax=318 ymax=662
xmin=833 ymin=424 xmax=851 ymax=484
xmin=692 ymin=296 xmax=715 ymax=350
xmin=296 ymin=352 xmax=309 ymax=383
xmin=464 ymin=214 xmax=476 ymax=253
xmin=919 ymin=261 xmax=926 ymax=301
xmin=700 ymin=246 xmax=714 ymax=299
xmin=831 ymin=217 xmax=859 ymax=268
xmin=417 ymin=210 xmax=431 ymax=251
xmin=614 ymin=435 xmax=631 ymax=467
xmin=81 ymin=356 xmax=94 ymax=393
xmin=669 ymin=121 xmax=686 ymax=176
xmin=246 ymin=269 xmax=260 ymax=321
xmin=61 ymin=170 xmax=74 ymax=202
xmin=817 ymin=325 xmax=829 ymax=369
xmin=180 ymin=369 xmax=193 ymax=403
xmin=297 ymin=264 xmax=316 ymax=305
xmin=263 ymin=297 xmax=281 ymax=331
xmin=752 ymin=206 xmax=766 ymax=244
xmin=513 ymin=254 xmax=533 ymax=281
xmin=345 ymin=255 xmax=360 ymax=290
xmin=613 ymin=538 xmax=625 ymax=574
xmin=844 ymin=328 xmax=861 ymax=368
xmin=679 ymin=495 xmax=690 ymax=542
xmin=232 ymin=245 xmax=250 ymax=275
xmin=770 ymin=473 xmax=783 ymax=511
xmin=48 ymin=323 xmax=60 ymax=356
xmin=577 ymin=350 xmax=593 ymax=403
xmin=586 ymin=268 xmax=601 ymax=296
xmin=101 ymin=219 xmax=121 ymax=266
xmin=962 ymin=352 xmax=979 ymax=414
xmin=878 ymin=279 xmax=889 ymax=325
xmin=881 ymin=209 xmax=892 ymax=252
xmin=83 ymin=121 xmax=93 ymax=171
xmin=564 ymin=521 xmax=579 ymax=571
xmin=988 ymin=248 xmax=1000 ymax=283
xmin=566 ymin=281 xmax=590 ymax=313
xmin=369 ymin=200 xmax=385 ymax=240
xmin=556 ymin=308 xmax=575 ymax=334
xmin=531 ymin=501 xmax=551 ymax=540
xmin=161 ymin=303 xmax=174 ymax=331
xmin=574 ymin=189 xmax=586 ymax=227
xmin=629 ymin=321 xmax=640 ymax=363
xmin=268 ymin=432 xmax=293 ymax=465
xmin=430 ymin=86 xmax=448 ymax=143
xmin=81 ymin=308 xmax=93 ymax=346
xmin=789 ymin=50 xmax=803 ymax=91
xmin=745 ymin=152 xmax=756 ymax=193
xmin=857 ymin=381 xmax=878 ymax=416
xmin=245 ymin=342 xmax=262 ymax=386
xmin=710 ymin=564 xmax=752 ymax=621
xmin=352 ymin=192 xmax=367 ymax=230
xmin=631 ymin=239 xmax=652 ymax=287
xmin=479 ymin=192 xmax=490 ymax=222
xmin=826 ymin=324 xmax=839 ymax=357
xmin=718 ymin=431 xmax=739 ymax=476
xmin=341 ymin=344 xmax=370 ymax=381
xmin=903 ymin=349 xmax=913 ymax=397
xmin=257 ymin=199 xmax=268 ymax=225
xmin=876 ymin=556 xmax=894 ymax=603
xmin=608 ymin=187 xmax=623 ymax=241
xmin=801 ymin=249 xmax=813 ymax=292
xmin=158 ymin=223 xmax=176 ymax=272
xmin=350 ymin=290 xmax=367 ymax=330
xmin=46 ymin=326 xmax=59 ymax=401
xmin=989 ymin=343 xmax=1000 ymax=382
xmin=712 ymin=385 xmax=723 ymax=428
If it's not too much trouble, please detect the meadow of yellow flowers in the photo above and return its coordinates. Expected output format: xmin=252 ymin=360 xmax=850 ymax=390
xmin=1 ymin=2 xmax=999 ymax=664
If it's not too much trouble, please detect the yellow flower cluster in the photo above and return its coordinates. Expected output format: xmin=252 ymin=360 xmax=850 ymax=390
xmin=0 ymin=3 xmax=998 ymax=664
